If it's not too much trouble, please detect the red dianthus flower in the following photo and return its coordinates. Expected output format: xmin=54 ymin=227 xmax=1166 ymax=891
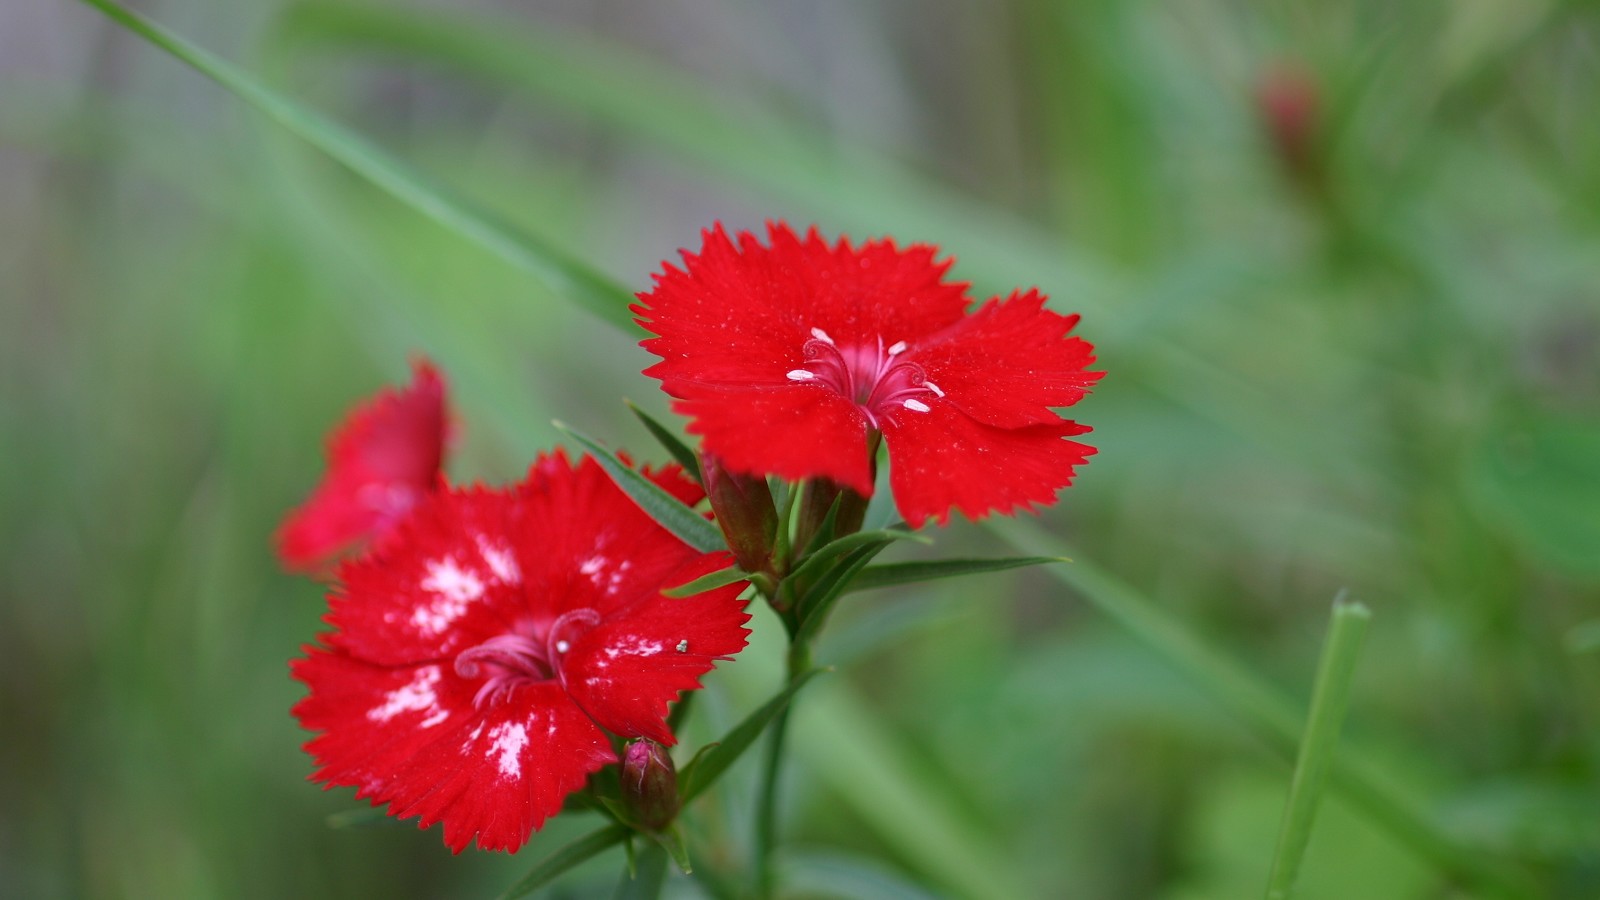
xmin=633 ymin=223 xmax=1102 ymax=526
xmin=291 ymin=452 xmax=750 ymax=853
xmin=276 ymin=360 xmax=448 ymax=572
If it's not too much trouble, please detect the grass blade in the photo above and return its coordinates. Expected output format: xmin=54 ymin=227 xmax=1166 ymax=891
xmin=77 ymin=0 xmax=637 ymax=332
xmin=1264 ymin=597 xmax=1372 ymax=900
xmin=554 ymin=421 xmax=724 ymax=554
xmin=270 ymin=1 xmax=1118 ymax=307
xmin=990 ymin=517 xmax=1538 ymax=899
xmin=498 ymin=823 xmax=630 ymax=900
xmin=844 ymin=556 xmax=1068 ymax=594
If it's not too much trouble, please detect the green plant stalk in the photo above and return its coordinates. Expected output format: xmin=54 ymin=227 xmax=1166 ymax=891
xmin=614 ymin=839 xmax=669 ymax=900
xmin=1263 ymin=598 xmax=1371 ymax=900
xmin=992 ymin=519 xmax=1537 ymax=899
xmin=753 ymin=639 xmax=813 ymax=899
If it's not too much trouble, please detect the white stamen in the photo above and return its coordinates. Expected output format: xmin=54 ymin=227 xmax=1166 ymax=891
xmin=887 ymin=340 xmax=908 ymax=356
xmin=923 ymin=379 xmax=945 ymax=397
xmin=903 ymin=398 xmax=932 ymax=413
xmin=676 ymin=640 xmax=689 ymax=653
xmin=786 ymin=369 xmax=816 ymax=382
xmin=810 ymin=327 xmax=835 ymax=345
xmin=555 ymin=640 xmax=570 ymax=654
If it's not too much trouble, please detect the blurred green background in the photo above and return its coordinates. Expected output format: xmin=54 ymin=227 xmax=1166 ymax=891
xmin=4 ymin=1 xmax=1599 ymax=897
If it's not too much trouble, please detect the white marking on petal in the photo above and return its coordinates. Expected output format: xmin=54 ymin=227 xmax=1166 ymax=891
xmin=786 ymin=369 xmax=815 ymax=382
xmin=922 ymin=379 xmax=945 ymax=397
xmin=810 ymin=327 xmax=835 ymax=345
xmin=603 ymin=635 xmax=666 ymax=659
xmin=676 ymin=640 xmax=689 ymax=653
xmin=555 ymin=640 xmax=570 ymax=654
xmin=903 ymin=398 xmax=932 ymax=413
xmin=489 ymin=722 xmax=529 ymax=780
xmin=367 ymin=667 xmax=443 ymax=724
xmin=413 ymin=557 xmax=484 ymax=635
xmin=579 ymin=555 xmax=607 ymax=577
xmin=475 ymin=534 xmax=520 ymax=585
xmin=887 ymin=340 xmax=908 ymax=356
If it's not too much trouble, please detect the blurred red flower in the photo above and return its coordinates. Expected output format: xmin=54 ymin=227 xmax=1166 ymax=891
xmin=291 ymin=452 xmax=749 ymax=852
xmin=276 ymin=360 xmax=448 ymax=573
xmin=634 ymin=223 xmax=1102 ymax=527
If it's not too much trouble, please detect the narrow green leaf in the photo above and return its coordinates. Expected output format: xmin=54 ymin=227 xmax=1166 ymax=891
xmin=771 ymin=478 xmax=799 ymax=569
xmin=844 ymin=556 xmax=1068 ymax=594
xmin=625 ymin=400 xmax=702 ymax=484
xmin=680 ymin=669 xmax=827 ymax=803
xmin=554 ymin=421 xmax=723 ymax=554
xmin=497 ymin=823 xmax=630 ymax=900
xmin=662 ymin=565 xmax=749 ymax=599
xmin=77 ymin=0 xmax=637 ymax=332
xmin=792 ymin=544 xmax=895 ymax=647
xmin=787 ymin=527 xmax=928 ymax=593
xmin=1264 ymin=598 xmax=1372 ymax=900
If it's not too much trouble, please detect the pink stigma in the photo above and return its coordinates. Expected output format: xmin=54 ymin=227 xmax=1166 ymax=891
xmin=786 ymin=331 xmax=942 ymax=428
xmin=454 ymin=608 xmax=601 ymax=708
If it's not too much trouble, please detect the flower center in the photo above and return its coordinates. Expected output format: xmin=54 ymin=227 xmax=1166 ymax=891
xmin=453 ymin=607 xmax=600 ymax=708
xmin=785 ymin=328 xmax=943 ymax=428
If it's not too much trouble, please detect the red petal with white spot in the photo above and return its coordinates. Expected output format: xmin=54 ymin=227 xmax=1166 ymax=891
xmin=883 ymin=403 xmax=1095 ymax=527
xmin=561 ymin=556 xmax=751 ymax=745
xmin=292 ymin=650 xmax=613 ymax=853
xmin=293 ymin=450 xmax=749 ymax=852
xmin=277 ymin=360 xmax=448 ymax=572
xmin=326 ymin=485 xmax=527 ymax=667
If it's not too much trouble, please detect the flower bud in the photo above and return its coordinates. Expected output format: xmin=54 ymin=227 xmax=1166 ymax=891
xmin=621 ymin=739 xmax=680 ymax=831
xmin=701 ymin=452 xmax=778 ymax=575
xmin=1255 ymin=60 xmax=1323 ymax=191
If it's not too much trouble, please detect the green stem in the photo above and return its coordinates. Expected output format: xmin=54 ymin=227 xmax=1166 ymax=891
xmin=1264 ymin=598 xmax=1371 ymax=900
xmin=754 ymin=640 xmax=812 ymax=898
xmin=613 ymin=839 xmax=669 ymax=900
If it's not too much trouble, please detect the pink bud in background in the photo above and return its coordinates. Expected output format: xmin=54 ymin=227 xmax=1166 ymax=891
xmin=1255 ymin=60 xmax=1324 ymax=190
